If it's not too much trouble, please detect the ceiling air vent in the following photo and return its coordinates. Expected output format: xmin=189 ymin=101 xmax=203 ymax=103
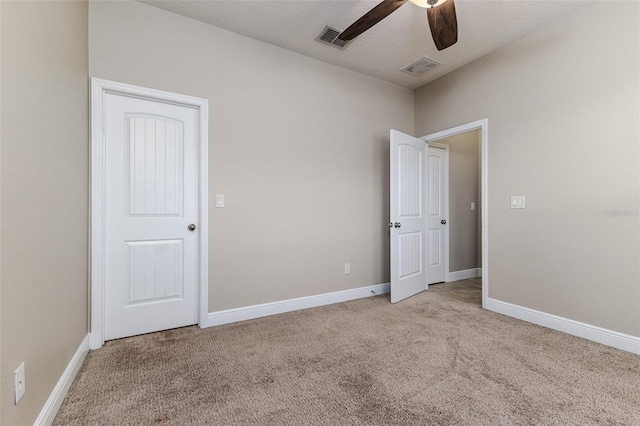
xmin=401 ymin=56 xmax=441 ymax=77
xmin=315 ymin=25 xmax=352 ymax=50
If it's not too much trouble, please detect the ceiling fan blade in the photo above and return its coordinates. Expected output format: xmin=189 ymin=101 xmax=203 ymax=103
xmin=338 ymin=0 xmax=409 ymax=41
xmin=426 ymin=0 xmax=458 ymax=51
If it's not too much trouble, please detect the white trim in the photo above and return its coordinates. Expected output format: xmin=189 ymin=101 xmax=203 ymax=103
xmin=426 ymin=142 xmax=450 ymax=284
xmin=447 ymin=268 xmax=481 ymax=282
xmin=486 ymin=298 xmax=640 ymax=355
xmin=197 ymin=92 xmax=210 ymax=329
xmin=90 ymin=78 xmax=209 ymax=349
xmin=208 ymin=283 xmax=390 ymax=327
xmin=480 ymin=122 xmax=488 ymax=309
xmin=421 ymin=119 xmax=489 ymax=309
xmin=34 ymin=335 xmax=89 ymax=426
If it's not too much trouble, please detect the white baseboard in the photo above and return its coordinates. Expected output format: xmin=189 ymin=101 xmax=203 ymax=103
xmin=208 ymin=282 xmax=390 ymax=327
xmin=34 ymin=334 xmax=89 ymax=425
xmin=485 ymin=298 xmax=640 ymax=355
xmin=447 ymin=268 xmax=481 ymax=282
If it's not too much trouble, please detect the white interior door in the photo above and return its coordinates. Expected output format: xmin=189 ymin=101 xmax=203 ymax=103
xmin=427 ymin=146 xmax=446 ymax=284
xmin=104 ymin=93 xmax=199 ymax=340
xmin=390 ymin=130 xmax=427 ymax=303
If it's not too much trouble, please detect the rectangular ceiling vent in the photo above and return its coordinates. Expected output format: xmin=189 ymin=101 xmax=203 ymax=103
xmin=401 ymin=56 xmax=441 ymax=77
xmin=315 ymin=25 xmax=351 ymax=50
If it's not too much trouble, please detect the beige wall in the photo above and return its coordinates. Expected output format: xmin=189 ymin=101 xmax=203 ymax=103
xmin=0 ymin=1 xmax=89 ymax=424
xmin=89 ymin=0 xmax=414 ymax=312
xmin=434 ymin=130 xmax=480 ymax=272
xmin=415 ymin=1 xmax=640 ymax=336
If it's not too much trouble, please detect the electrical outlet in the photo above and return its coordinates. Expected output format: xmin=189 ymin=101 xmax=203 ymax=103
xmin=14 ymin=362 xmax=25 ymax=404
xmin=344 ymin=263 xmax=351 ymax=274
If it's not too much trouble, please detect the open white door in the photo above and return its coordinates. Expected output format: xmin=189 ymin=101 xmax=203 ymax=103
xmin=390 ymin=130 xmax=428 ymax=303
xmin=427 ymin=146 xmax=447 ymax=284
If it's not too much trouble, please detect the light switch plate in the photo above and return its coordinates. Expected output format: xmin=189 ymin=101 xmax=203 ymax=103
xmin=511 ymin=195 xmax=525 ymax=209
xmin=471 ymin=202 xmax=476 ymax=211
xmin=215 ymin=194 xmax=225 ymax=208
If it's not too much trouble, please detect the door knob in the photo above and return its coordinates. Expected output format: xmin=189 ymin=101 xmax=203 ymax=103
xmin=394 ymin=222 xmax=401 ymax=228
xmin=441 ymin=220 xmax=447 ymax=225
xmin=188 ymin=224 xmax=197 ymax=231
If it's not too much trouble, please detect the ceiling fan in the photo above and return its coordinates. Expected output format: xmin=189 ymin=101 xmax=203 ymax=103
xmin=337 ymin=0 xmax=458 ymax=51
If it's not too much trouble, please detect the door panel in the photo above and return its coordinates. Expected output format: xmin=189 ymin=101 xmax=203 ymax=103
xmin=128 ymin=116 xmax=183 ymax=216
xmin=390 ymin=130 xmax=427 ymax=303
xmin=126 ymin=240 xmax=183 ymax=303
xmin=399 ymin=232 xmax=422 ymax=279
xmin=105 ymin=94 xmax=198 ymax=340
xmin=428 ymin=155 xmax=441 ymax=216
xmin=427 ymin=146 xmax=446 ymax=284
xmin=428 ymin=229 xmax=441 ymax=267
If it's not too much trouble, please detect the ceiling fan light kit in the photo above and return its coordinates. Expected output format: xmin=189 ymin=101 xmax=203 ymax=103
xmin=334 ymin=0 xmax=458 ymax=52
xmin=409 ymin=0 xmax=449 ymax=8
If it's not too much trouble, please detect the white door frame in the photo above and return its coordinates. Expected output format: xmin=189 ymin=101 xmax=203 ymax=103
xmin=90 ymin=78 xmax=209 ymax=349
xmin=426 ymin=142 xmax=450 ymax=283
xmin=420 ymin=119 xmax=488 ymax=308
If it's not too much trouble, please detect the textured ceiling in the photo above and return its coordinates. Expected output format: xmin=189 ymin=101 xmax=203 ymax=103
xmin=139 ymin=0 xmax=596 ymax=89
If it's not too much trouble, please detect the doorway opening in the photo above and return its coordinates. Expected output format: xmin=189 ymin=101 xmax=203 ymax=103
xmin=421 ymin=119 xmax=488 ymax=308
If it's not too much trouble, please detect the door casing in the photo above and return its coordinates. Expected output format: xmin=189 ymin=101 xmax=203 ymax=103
xmin=420 ymin=119 xmax=488 ymax=308
xmin=90 ymin=78 xmax=209 ymax=349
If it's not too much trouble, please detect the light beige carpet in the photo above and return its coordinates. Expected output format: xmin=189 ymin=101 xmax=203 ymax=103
xmin=55 ymin=288 xmax=640 ymax=425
